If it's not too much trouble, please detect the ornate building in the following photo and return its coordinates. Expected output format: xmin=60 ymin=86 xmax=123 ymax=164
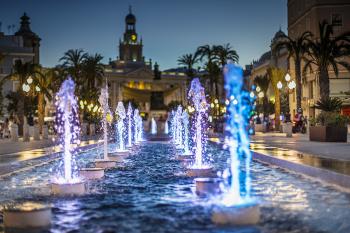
xmin=105 ymin=7 xmax=188 ymax=122
xmin=288 ymin=0 xmax=350 ymax=117
xmin=0 ymin=13 xmax=41 ymax=119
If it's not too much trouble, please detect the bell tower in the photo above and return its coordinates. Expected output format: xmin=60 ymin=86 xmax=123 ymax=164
xmin=119 ymin=6 xmax=143 ymax=62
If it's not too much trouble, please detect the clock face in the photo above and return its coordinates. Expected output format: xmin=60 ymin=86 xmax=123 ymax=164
xmin=131 ymin=34 xmax=137 ymax=41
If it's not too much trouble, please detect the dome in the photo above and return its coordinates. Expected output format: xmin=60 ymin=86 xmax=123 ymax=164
xmin=273 ymin=29 xmax=286 ymax=40
xmin=125 ymin=13 xmax=136 ymax=24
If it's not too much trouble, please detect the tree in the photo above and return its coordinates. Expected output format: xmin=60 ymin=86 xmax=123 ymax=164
xmin=254 ymin=74 xmax=270 ymax=118
xmin=274 ymin=31 xmax=312 ymax=109
xmin=215 ymin=43 xmax=239 ymax=66
xmin=177 ymin=52 xmax=200 ymax=79
xmin=82 ymin=53 xmax=104 ymax=90
xmin=304 ymin=21 xmax=350 ymax=101
xmin=32 ymin=68 xmax=57 ymax=132
xmin=59 ymin=49 xmax=88 ymax=87
xmin=5 ymin=60 xmax=41 ymax=134
xmin=197 ymin=45 xmax=221 ymax=98
xmin=267 ymin=67 xmax=285 ymax=130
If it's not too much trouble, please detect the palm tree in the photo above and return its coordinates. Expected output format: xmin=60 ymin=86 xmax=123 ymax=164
xmin=216 ymin=43 xmax=239 ymax=66
xmin=7 ymin=60 xmax=41 ymax=134
xmin=59 ymin=49 xmax=88 ymax=86
xmin=304 ymin=21 xmax=350 ymax=101
xmin=267 ymin=67 xmax=285 ymax=130
xmin=197 ymin=45 xmax=220 ymax=98
xmin=177 ymin=52 xmax=199 ymax=79
xmin=254 ymin=74 xmax=270 ymax=118
xmin=82 ymin=53 xmax=104 ymax=90
xmin=274 ymin=31 xmax=312 ymax=109
xmin=32 ymin=68 xmax=56 ymax=132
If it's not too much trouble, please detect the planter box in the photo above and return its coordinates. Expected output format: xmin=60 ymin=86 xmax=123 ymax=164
xmin=309 ymin=126 xmax=347 ymax=142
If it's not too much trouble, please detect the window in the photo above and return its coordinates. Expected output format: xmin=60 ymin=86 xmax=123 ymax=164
xmin=332 ymin=14 xmax=342 ymax=27
xmin=309 ymin=81 xmax=314 ymax=99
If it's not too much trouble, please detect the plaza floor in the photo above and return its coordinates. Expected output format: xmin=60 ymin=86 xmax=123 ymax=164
xmin=251 ymin=132 xmax=350 ymax=161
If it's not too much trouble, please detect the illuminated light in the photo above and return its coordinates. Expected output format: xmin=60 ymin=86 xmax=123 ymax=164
xmin=225 ymin=99 xmax=230 ymax=105
xmin=277 ymin=81 xmax=283 ymax=89
xmin=256 ymin=86 xmax=261 ymax=92
xmin=285 ymin=73 xmax=291 ymax=82
xmin=250 ymin=92 xmax=255 ymax=98
xmin=258 ymin=92 xmax=264 ymax=98
xmin=209 ymin=115 xmax=213 ymax=122
xmin=27 ymin=76 xmax=33 ymax=84
xmin=210 ymin=103 xmax=214 ymax=108
xmin=106 ymin=113 xmax=113 ymax=123
xmin=93 ymin=105 xmax=98 ymax=113
xmin=79 ymin=100 xmax=84 ymax=106
xmin=84 ymin=100 xmax=87 ymax=105
xmin=230 ymin=95 xmax=235 ymax=100
xmin=233 ymin=99 xmax=238 ymax=105
xmin=35 ymin=86 xmax=41 ymax=92
xmin=214 ymin=99 xmax=219 ymax=104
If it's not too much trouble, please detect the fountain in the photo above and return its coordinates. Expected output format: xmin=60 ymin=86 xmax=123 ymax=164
xmin=51 ymin=77 xmax=85 ymax=195
xmin=81 ymin=86 xmax=109 ymax=179
xmin=134 ymin=109 xmax=144 ymax=144
xmin=176 ymin=110 xmax=193 ymax=161
xmin=109 ymin=102 xmax=129 ymax=160
xmin=3 ymin=202 xmax=51 ymax=230
xmin=170 ymin=110 xmax=176 ymax=142
xmin=151 ymin=117 xmax=157 ymax=135
xmin=186 ymin=78 xmax=213 ymax=177
xmin=175 ymin=106 xmax=184 ymax=150
xmin=126 ymin=102 xmax=133 ymax=148
xmin=211 ymin=63 xmax=260 ymax=225
xmin=164 ymin=120 xmax=169 ymax=134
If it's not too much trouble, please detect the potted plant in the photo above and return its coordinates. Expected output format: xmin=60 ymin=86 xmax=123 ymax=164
xmin=309 ymin=97 xmax=349 ymax=142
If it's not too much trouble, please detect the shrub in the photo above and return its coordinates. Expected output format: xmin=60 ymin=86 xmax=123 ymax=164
xmin=316 ymin=111 xmax=349 ymax=127
xmin=315 ymin=97 xmax=342 ymax=112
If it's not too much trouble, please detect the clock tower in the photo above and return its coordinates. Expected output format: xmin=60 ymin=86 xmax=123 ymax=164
xmin=119 ymin=6 xmax=143 ymax=62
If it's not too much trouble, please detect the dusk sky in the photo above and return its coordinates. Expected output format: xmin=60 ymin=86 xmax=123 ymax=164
xmin=0 ymin=0 xmax=287 ymax=70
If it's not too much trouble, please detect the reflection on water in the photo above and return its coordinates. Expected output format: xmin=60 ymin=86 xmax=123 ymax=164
xmin=0 ymin=142 xmax=349 ymax=232
xmin=250 ymin=143 xmax=350 ymax=176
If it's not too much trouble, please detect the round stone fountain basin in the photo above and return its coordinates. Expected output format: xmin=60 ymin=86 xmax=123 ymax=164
xmin=51 ymin=181 xmax=85 ymax=196
xmin=3 ymin=202 xmax=51 ymax=229
xmin=108 ymin=150 xmax=130 ymax=157
xmin=186 ymin=167 xmax=214 ymax=177
xmin=176 ymin=153 xmax=193 ymax=161
xmin=107 ymin=155 xmax=125 ymax=162
xmin=180 ymin=158 xmax=193 ymax=167
xmin=94 ymin=159 xmax=116 ymax=169
xmin=79 ymin=168 xmax=104 ymax=180
xmin=195 ymin=177 xmax=222 ymax=196
xmin=212 ymin=203 xmax=260 ymax=225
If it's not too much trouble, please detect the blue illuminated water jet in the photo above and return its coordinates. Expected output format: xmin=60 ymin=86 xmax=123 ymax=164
xmin=99 ymin=85 xmax=110 ymax=160
xmin=127 ymin=103 xmax=133 ymax=147
xmin=115 ymin=101 xmax=127 ymax=152
xmin=221 ymin=63 xmax=256 ymax=206
xmin=54 ymin=77 xmax=81 ymax=183
xmin=151 ymin=117 xmax=157 ymax=135
xmin=188 ymin=78 xmax=209 ymax=168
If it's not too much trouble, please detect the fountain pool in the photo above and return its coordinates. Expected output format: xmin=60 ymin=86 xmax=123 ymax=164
xmin=0 ymin=142 xmax=349 ymax=232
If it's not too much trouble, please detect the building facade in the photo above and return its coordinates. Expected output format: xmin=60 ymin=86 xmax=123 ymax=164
xmin=288 ymin=0 xmax=350 ymax=117
xmin=105 ymin=8 xmax=188 ymax=123
xmin=0 ymin=13 xmax=40 ymax=119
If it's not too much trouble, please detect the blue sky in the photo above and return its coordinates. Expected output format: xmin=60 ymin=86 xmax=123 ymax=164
xmin=0 ymin=0 xmax=287 ymax=69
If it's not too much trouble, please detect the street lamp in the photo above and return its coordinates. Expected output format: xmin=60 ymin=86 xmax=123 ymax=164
xmin=22 ymin=83 xmax=30 ymax=93
xmin=27 ymin=76 xmax=33 ymax=84
xmin=277 ymin=81 xmax=283 ymax=89
xmin=285 ymin=73 xmax=291 ymax=82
